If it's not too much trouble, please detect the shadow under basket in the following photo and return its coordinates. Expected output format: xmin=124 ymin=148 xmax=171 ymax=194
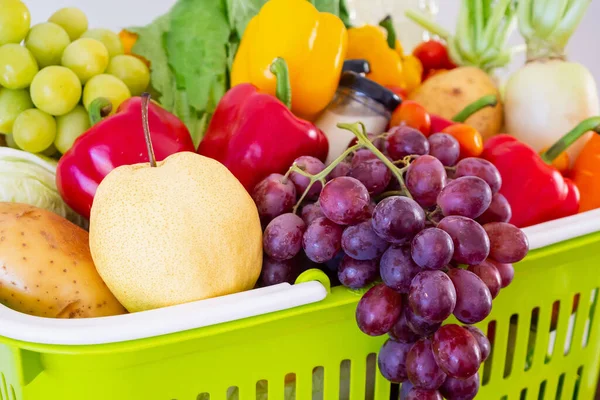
xmin=0 ymin=228 xmax=599 ymax=399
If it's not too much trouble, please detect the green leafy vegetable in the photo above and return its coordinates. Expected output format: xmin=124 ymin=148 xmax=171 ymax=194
xmin=128 ymin=0 xmax=350 ymax=146
xmin=0 ymin=147 xmax=87 ymax=229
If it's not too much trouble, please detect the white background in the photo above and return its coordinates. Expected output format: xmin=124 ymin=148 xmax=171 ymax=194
xmin=23 ymin=0 xmax=600 ymax=85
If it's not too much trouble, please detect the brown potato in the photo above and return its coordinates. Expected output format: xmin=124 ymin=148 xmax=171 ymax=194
xmin=0 ymin=203 xmax=127 ymax=318
xmin=409 ymin=66 xmax=503 ymax=140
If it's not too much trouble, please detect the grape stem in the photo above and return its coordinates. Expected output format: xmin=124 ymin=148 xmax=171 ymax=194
xmin=140 ymin=92 xmax=157 ymax=168
xmin=287 ymin=122 xmax=416 ymax=214
xmin=337 ymin=122 xmax=413 ymax=199
xmin=290 ymin=144 xmax=361 ymax=214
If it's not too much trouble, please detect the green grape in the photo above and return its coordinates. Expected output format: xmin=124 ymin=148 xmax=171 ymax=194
xmin=30 ymin=66 xmax=82 ymax=116
xmin=12 ymin=109 xmax=57 ymax=153
xmin=0 ymin=0 xmax=30 ymax=45
xmin=5 ymin=134 xmax=21 ymax=149
xmin=81 ymin=28 xmax=124 ymax=58
xmin=0 ymin=44 xmax=39 ymax=89
xmin=48 ymin=7 xmax=88 ymax=41
xmin=25 ymin=22 xmax=71 ymax=68
xmin=0 ymin=87 xmax=33 ymax=134
xmin=54 ymin=105 xmax=90 ymax=154
xmin=106 ymin=55 xmax=150 ymax=96
xmin=61 ymin=38 xmax=109 ymax=84
xmin=83 ymin=74 xmax=131 ymax=115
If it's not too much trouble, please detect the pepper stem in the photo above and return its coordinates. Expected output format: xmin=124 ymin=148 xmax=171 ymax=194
xmin=141 ymin=92 xmax=157 ymax=168
xmin=540 ymin=117 xmax=600 ymax=164
xmin=88 ymin=97 xmax=113 ymax=126
xmin=379 ymin=15 xmax=397 ymax=50
xmin=452 ymin=94 xmax=498 ymax=122
xmin=269 ymin=57 xmax=292 ymax=109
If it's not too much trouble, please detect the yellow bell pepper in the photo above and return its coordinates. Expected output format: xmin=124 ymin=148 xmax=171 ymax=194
xmin=231 ymin=0 xmax=348 ymax=120
xmin=401 ymin=54 xmax=423 ymax=93
xmin=346 ymin=25 xmax=403 ymax=88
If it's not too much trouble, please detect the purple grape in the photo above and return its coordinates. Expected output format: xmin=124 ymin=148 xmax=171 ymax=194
xmin=447 ymin=269 xmax=492 ymax=324
xmin=438 ymin=216 xmax=490 ymax=265
xmin=477 ymin=193 xmax=512 ymax=224
xmin=406 ymin=388 xmax=443 ymax=400
xmin=406 ymin=338 xmax=447 ymax=390
xmin=338 ymin=255 xmax=378 ymax=289
xmin=263 ymin=213 xmax=306 ymax=261
xmin=349 ymin=158 xmax=392 ymax=195
xmin=380 ymin=246 xmax=421 ymax=293
xmin=409 ymin=271 xmax=457 ymax=322
xmin=488 ymin=259 xmax=514 ymax=288
xmin=252 ymin=173 xmax=297 ymax=222
xmin=411 ymin=228 xmax=454 ymax=270
xmin=483 ymin=222 xmax=529 ymax=263
xmin=324 ymin=250 xmax=345 ymax=273
xmin=455 ymin=157 xmax=502 ymax=194
xmin=428 ymin=133 xmax=460 ymax=166
xmin=302 ymin=217 xmax=343 ymax=263
xmin=464 ymin=326 xmax=491 ymax=362
xmin=342 ymin=220 xmax=389 ymax=260
xmin=387 ymin=126 xmax=430 ymax=160
xmin=405 ymin=155 xmax=447 ymax=208
xmin=390 ymin=303 xmax=421 ymax=343
xmin=378 ymin=338 xmax=413 ymax=382
xmin=259 ymin=256 xmax=301 ymax=286
xmin=300 ymin=202 xmax=325 ymax=225
xmin=356 ymin=284 xmax=403 ymax=336
xmin=290 ymin=156 xmax=325 ymax=199
xmin=437 ymin=176 xmax=492 ymax=219
xmin=405 ymin=304 xmax=442 ymax=336
xmin=432 ymin=324 xmax=481 ymax=379
xmin=372 ymin=196 xmax=425 ymax=244
xmin=468 ymin=261 xmax=502 ymax=299
xmin=351 ymin=149 xmax=379 ymax=167
xmin=439 ymin=373 xmax=479 ymax=400
xmin=327 ymin=161 xmax=351 ymax=180
xmin=400 ymin=381 xmax=414 ymax=399
xmin=319 ymin=177 xmax=371 ymax=225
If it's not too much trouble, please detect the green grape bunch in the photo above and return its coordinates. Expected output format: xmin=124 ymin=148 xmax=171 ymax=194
xmin=0 ymin=0 xmax=151 ymax=157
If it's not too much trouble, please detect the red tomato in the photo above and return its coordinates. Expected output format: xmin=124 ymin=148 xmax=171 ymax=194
xmin=390 ymin=100 xmax=431 ymax=136
xmin=412 ymin=41 xmax=456 ymax=77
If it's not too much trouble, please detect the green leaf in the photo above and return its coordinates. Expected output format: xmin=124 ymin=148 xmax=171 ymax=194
xmin=129 ymin=14 xmax=176 ymax=111
xmin=166 ymin=0 xmax=231 ymax=114
xmin=226 ymin=0 xmax=268 ymax=37
xmin=309 ymin=0 xmax=340 ymax=15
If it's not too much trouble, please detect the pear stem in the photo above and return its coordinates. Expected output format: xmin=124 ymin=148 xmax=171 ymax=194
xmin=141 ymin=92 xmax=157 ymax=168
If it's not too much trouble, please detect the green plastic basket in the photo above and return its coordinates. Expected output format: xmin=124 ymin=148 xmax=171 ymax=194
xmin=0 ymin=228 xmax=598 ymax=400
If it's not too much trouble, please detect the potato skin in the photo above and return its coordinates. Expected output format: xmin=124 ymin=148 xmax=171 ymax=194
xmin=409 ymin=66 xmax=503 ymax=140
xmin=0 ymin=203 xmax=127 ymax=318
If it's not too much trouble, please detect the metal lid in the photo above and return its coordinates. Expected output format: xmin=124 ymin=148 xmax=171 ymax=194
xmin=338 ymin=71 xmax=401 ymax=112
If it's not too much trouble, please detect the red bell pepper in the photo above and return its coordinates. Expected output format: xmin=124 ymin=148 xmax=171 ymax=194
xmin=481 ymin=118 xmax=600 ymax=228
xmin=56 ymin=96 xmax=195 ymax=220
xmin=197 ymin=58 xmax=328 ymax=192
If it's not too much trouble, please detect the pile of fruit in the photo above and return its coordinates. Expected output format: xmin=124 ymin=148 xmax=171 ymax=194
xmin=0 ymin=0 xmax=149 ymax=156
xmin=0 ymin=0 xmax=599 ymax=398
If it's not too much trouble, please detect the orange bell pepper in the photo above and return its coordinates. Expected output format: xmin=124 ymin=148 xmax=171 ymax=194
xmin=571 ymin=125 xmax=600 ymax=212
xmin=230 ymin=0 xmax=348 ymax=121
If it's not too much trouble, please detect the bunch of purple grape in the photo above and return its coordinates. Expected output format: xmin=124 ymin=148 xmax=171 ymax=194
xmin=251 ymin=124 xmax=530 ymax=399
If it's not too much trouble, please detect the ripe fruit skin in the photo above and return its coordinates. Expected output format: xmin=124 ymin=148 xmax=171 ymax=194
xmin=89 ymin=152 xmax=263 ymax=312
